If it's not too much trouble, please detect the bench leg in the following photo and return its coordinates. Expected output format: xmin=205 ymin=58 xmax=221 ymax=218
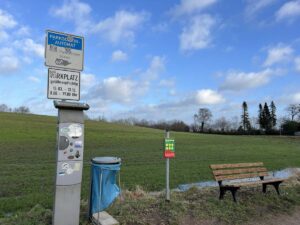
xmin=271 ymin=182 xmax=282 ymax=195
xmin=229 ymin=187 xmax=239 ymax=203
xmin=219 ymin=187 xmax=225 ymax=200
xmin=263 ymin=181 xmax=283 ymax=195
xmin=219 ymin=186 xmax=239 ymax=202
xmin=262 ymin=183 xmax=267 ymax=193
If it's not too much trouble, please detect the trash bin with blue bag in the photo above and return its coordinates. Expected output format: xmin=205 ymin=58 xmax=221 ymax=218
xmin=88 ymin=157 xmax=121 ymax=222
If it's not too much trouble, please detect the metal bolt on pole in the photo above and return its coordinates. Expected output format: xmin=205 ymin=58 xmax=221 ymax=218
xmin=165 ymin=130 xmax=170 ymax=202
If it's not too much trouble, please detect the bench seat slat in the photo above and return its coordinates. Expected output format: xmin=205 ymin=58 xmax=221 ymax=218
xmin=210 ymin=162 xmax=263 ymax=170
xmin=223 ymin=178 xmax=285 ymax=187
xmin=215 ymin=172 xmax=268 ymax=181
xmin=213 ymin=167 xmax=267 ymax=176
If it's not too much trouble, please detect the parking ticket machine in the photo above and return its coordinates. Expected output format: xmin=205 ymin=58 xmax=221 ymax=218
xmin=53 ymin=100 xmax=89 ymax=225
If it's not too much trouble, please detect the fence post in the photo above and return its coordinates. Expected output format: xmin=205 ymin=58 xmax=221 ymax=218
xmin=165 ymin=130 xmax=170 ymax=202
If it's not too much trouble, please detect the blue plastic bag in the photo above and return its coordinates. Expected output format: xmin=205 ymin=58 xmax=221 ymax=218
xmin=89 ymin=163 xmax=121 ymax=215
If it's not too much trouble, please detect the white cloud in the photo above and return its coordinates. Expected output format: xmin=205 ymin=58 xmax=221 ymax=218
xmin=14 ymin=38 xmax=44 ymax=58
xmin=180 ymin=14 xmax=216 ymax=51
xmin=84 ymin=56 xmax=165 ymax=104
xmin=195 ymin=89 xmax=225 ymax=104
xmin=280 ymin=92 xmax=300 ymax=104
xmin=92 ymin=10 xmax=149 ymax=44
xmin=28 ymin=76 xmax=40 ymax=83
xmin=51 ymin=1 xmax=148 ymax=44
xmin=295 ymin=57 xmax=300 ymax=72
xmin=114 ymin=88 xmax=224 ymax=122
xmin=111 ymin=50 xmax=128 ymax=62
xmin=142 ymin=56 xmax=165 ymax=80
xmin=0 ymin=30 xmax=9 ymax=42
xmin=0 ymin=9 xmax=17 ymax=42
xmin=0 ymin=48 xmax=20 ymax=74
xmin=15 ymin=26 xmax=30 ymax=36
xmin=22 ymin=56 xmax=32 ymax=64
xmin=159 ymin=79 xmax=175 ymax=87
xmin=52 ymin=0 xmax=91 ymax=20
xmin=276 ymin=0 xmax=300 ymax=21
xmin=169 ymin=89 xmax=176 ymax=96
xmin=263 ymin=44 xmax=293 ymax=66
xmin=152 ymin=22 xmax=169 ymax=32
xmin=89 ymin=76 xmax=140 ymax=104
xmin=51 ymin=0 xmax=92 ymax=33
xmin=170 ymin=0 xmax=217 ymax=17
xmin=220 ymin=68 xmax=281 ymax=91
xmin=0 ymin=9 xmax=17 ymax=29
xmin=81 ymin=73 xmax=96 ymax=89
xmin=245 ymin=0 xmax=277 ymax=19
xmin=290 ymin=92 xmax=300 ymax=102
xmin=0 ymin=56 xmax=19 ymax=74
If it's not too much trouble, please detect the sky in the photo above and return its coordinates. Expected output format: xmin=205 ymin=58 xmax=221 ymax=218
xmin=0 ymin=0 xmax=300 ymax=124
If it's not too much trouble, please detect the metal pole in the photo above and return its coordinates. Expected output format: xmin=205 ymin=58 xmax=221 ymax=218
xmin=165 ymin=130 xmax=170 ymax=202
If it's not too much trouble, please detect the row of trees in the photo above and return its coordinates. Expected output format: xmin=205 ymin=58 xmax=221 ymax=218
xmin=193 ymin=102 xmax=300 ymax=135
xmin=101 ymin=102 xmax=299 ymax=135
xmin=241 ymin=101 xmax=277 ymax=132
xmin=109 ymin=117 xmax=190 ymax=132
xmin=1 ymin=101 xmax=299 ymax=135
xmin=0 ymin=104 xmax=30 ymax=114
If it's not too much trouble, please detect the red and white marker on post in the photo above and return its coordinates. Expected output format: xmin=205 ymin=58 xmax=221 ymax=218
xmin=164 ymin=129 xmax=175 ymax=202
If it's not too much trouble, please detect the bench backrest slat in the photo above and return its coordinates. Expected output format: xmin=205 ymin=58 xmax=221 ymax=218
xmin=210 ymin=162 xmax=263 ymax=170
xmin=213 ymin=167 xmax=267 ymax=176
xmin=215 ymin=172 xmax=268 ymax=181
xmin=210 ymin=162 xmax=268 ymax=182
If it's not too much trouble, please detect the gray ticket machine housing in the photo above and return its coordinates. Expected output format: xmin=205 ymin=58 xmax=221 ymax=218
xmin=53 ymin=100 xmax=89 ymax=225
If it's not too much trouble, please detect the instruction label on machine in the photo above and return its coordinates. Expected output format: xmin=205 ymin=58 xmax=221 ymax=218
xmin=164 ymin=139 xmax=175 ymax=158
xmin=48 ymin=68 xmax=80 ymax=101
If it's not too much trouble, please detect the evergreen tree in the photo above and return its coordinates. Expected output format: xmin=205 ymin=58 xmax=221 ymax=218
xmin=258 ymin=103 xmax=263 ymax=129
xmin=241 ymin=101 xmax=251 ymax=131
xmin=262 ymin=102 xmax=271 ymax=131
xmin=270 ymin=101 xmax=277 ymax=129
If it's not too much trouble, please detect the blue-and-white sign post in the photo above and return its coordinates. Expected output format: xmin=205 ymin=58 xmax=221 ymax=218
xmin=45 ymin=30 xmax=89 ymax=225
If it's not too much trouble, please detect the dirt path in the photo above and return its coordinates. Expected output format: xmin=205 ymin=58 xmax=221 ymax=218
xmin=178 ymin=207 xmax=300 ymax=225
xmin=249 ymin=207 xmax=300 ymax=225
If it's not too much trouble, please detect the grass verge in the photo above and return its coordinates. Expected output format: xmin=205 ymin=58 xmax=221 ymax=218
xmin=2 ymin=177 xmax=300 ymax=225
xmin=107 ymin=179 xmax=300 ymax=225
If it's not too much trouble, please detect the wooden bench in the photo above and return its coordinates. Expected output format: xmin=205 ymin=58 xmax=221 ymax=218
xmin=210 ymin=162 xmax=286 ymax=202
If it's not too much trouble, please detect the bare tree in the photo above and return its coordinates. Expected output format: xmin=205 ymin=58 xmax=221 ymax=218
xmin=214 ymin=117 xmax=230 ymax=132
xmin=229 ymin=116 xmax=240 ymax=130
xmin=286 ymin=104 xmax=300 ymax=121
xmin=0 ymin=104 xmax=10 ymax=112
xmin=14 ymin=106 xmax=30 ymax=114
xmin=97 ymin=115 xmax=107 ymax=122
xmin=251 ymin=117 xmax=259 ymax=130
xmin=194 ymin=108 xmax=212 ymax=132
xmin=193 ymin=114 xmax=200 ymax=132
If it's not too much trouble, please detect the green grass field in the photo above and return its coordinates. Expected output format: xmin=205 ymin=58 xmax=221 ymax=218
xmin=0 ymin=112 xmax=300 ymax=217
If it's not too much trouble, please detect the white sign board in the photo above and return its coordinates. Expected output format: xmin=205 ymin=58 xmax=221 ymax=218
xmin=45 ymin=30 xmax=84 ymax=71
xmin=48 ymin=68 xmax=80 ymax=101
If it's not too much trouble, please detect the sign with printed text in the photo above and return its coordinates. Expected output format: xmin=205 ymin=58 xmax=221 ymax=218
xmin=47 ymin=68 xmax=80 ymax=101
xmin=45 ymin=30 xmax=84 ymax=71
xmin=164 ymin=139 xmax=175 ymax=158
